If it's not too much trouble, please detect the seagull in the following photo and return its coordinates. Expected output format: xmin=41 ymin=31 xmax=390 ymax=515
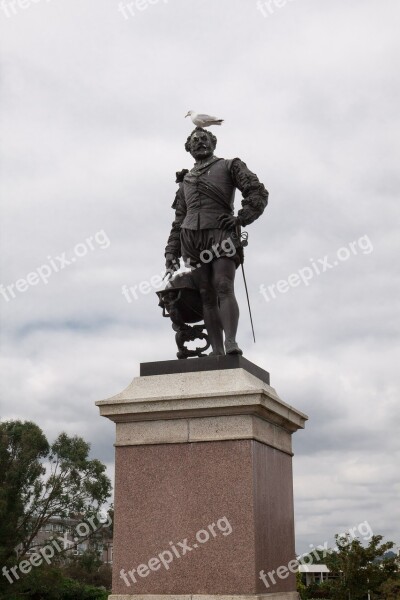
xmin=185 ymin=111 xmax=224 ymax=127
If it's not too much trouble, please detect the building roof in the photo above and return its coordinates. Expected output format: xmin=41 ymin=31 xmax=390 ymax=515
xmin=298 ymin=564 xmax=330 ymax=573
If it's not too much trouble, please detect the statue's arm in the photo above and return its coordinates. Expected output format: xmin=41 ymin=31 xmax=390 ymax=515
xmin=164 ymin=185 xmax=187 ymax=262
xmin=230 ymin=158 xmax=269 ymax=226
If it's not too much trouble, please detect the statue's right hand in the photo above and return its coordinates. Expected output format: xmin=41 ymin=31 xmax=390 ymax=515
xmin=165 ymin=253 xmax=180 ymax=274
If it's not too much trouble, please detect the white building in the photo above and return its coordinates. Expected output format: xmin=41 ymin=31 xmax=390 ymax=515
xmin=298 ymin=564 xmax=331 ymax=586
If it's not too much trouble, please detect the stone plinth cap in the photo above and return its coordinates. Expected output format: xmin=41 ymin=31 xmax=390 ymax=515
xmin=140 ymin=355 xmax=270 ymax=384
xmin=96 ymin=361 xmax=308 ymax=435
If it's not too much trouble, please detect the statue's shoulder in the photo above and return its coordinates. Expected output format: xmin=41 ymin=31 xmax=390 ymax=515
xmin=171 ymin=169 xmax=189 ymax=209
xmin=224 ymin=157 xmax=243 ymax=171
xmin=175 ymin=169 xmax=189 ymax=183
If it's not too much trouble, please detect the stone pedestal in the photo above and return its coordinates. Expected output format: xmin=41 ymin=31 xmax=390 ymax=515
xmin=97 ymin=356 xmax=307 ymax=600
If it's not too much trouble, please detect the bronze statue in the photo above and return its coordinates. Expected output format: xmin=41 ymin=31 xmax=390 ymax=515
xmin=159 ymin=127 xmax=268 ymax=358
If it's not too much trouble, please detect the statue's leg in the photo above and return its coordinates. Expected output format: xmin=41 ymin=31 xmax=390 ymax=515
xmin=212 ymin=257 xmax=241 ymax=353
xmin=191 ymin=263 xmax=224 ymax=355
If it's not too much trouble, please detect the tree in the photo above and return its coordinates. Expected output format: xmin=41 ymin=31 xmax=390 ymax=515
xmin=0 ymin=420 xmax=112 ymax=593
xmin=296 ymin=570 xmax=308 ymax=599
xmin=298 ymin=547 xmax=329 ymax=565
xmin=2 ymin=563 xmax=109 ymax=600
xmin=64 ymin=549 xmax=112 ymax=589
xmin=380 ymin=575 xmax=400 ymax=600
xmin=324 ymin=533 xmax=398 ymax=600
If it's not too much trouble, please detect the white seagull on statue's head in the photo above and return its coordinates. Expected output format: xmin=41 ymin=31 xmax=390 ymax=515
xmin=185 ymin=111 xmax=224 ymax=127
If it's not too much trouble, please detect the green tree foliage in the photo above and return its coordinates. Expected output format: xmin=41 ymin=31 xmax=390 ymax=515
xmin=0 ymin=420 xmax=49 ymax=565
xmin=0 ymin=552 xmax=111 ymax=600
xmin=296 ymin=570 xmax=308 ymax=599
xmin=3 ymin=563 xmax=108 ymax=600
xmin=64 ymin=549 xmax=112 ymax=589
xmin=4 ymin=563 xmax=64 ymax=600
xmin=380 ymin=575 xmax=400 ymax=600
xmin=324 ymin=533 xmax=398 ymax=600
xmin=0 ymin=420 xmax=112 ymax=595
xmin=299 ymin=547 xmax=329 ymax=565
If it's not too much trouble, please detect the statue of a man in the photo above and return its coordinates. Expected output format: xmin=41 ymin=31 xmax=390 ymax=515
xmin=165 ymin=127 xmax=268 ymax=356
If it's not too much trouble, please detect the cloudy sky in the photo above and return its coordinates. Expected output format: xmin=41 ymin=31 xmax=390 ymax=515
xmin=1 ymin=0 xmax=399 ymax=556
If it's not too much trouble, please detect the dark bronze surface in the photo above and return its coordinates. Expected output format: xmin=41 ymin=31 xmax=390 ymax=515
xmin=140 ymin=354 xmax=270 ymax=385
xmin=161 ymin=127 xmax=268 ymax=358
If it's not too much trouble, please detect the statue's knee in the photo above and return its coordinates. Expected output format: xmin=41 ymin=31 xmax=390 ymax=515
xmin=199 ymin=286 xmax=217 ymax=308
xmin=215 ymin=277 xmax=234 ymax=298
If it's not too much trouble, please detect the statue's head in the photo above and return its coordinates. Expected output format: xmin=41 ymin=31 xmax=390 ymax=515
xmin=185 ymin=127 xmax=217 ymax=161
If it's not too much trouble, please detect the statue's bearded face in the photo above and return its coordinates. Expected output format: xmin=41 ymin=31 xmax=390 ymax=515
xmin=189 ymin=131 xmax=214 ymax=160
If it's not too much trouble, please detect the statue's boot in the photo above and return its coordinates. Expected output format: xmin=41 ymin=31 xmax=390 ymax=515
xmin=208 ymin=350 xmax=225 ymax=357
xmin=225 ymin=339 xmax=243 ymax=355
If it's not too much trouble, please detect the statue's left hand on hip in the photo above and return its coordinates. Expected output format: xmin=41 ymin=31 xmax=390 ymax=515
xmin=218 ymin=214 xmax=238 ymax=230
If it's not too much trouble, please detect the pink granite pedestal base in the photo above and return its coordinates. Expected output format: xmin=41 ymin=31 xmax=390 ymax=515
xmin=97 ymin=363 xmax=307 ymax=600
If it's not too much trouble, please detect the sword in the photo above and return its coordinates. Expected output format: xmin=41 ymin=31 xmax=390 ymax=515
xmin=235 ymin=225 xmax=256 ymax=343
xmin=240 ymin=260 xmax=256 ymax=343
